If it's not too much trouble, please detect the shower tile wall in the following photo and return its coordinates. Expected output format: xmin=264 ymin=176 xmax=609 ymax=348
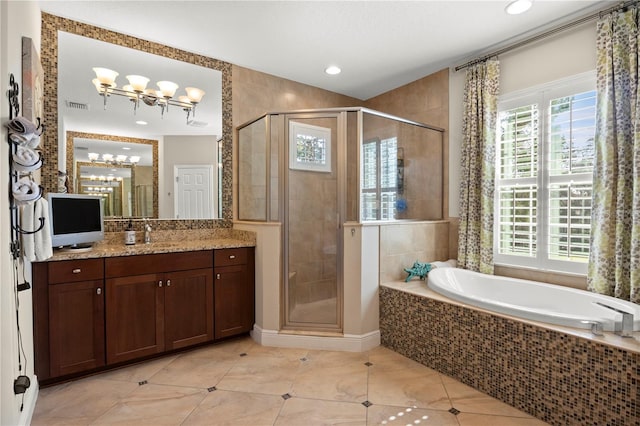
xmin=238 ymin=117 xmax=267 ymax=221
xmin=362 ymin=114 xmax=443 ymax=221
xmin=288 ymin=118 xmax=338 ymax=306
xmin=378 ymin=221 xmax=449 ymax=283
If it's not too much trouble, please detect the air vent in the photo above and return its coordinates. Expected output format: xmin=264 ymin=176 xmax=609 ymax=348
xmin=65 ymin=100 xmax=90 ymax=111
xmin=187 ymin=119 xmax=208 ymax=127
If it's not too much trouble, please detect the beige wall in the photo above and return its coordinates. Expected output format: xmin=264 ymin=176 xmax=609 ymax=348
xmin=378 ymin=221 xmax=450 ymax=283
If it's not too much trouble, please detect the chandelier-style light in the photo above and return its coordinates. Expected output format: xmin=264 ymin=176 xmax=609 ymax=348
xmin=88 ymin=152 xmax=141 ymax=166
xmin=92 ymin=67 xmax=205 ymax=121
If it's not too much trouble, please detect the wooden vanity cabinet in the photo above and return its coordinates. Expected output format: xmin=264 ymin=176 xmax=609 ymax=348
xmin=33 ymin=259 xmax=105 ymax=380
xmin=214 ymin=248 xmax=255 ymax=339
xmin=105 ymin=251 xmax=213 ymax=364
xmin=33 ymin=246 xmax=254 ymax=383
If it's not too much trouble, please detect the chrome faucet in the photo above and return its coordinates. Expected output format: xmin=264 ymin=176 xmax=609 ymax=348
xmin=144 ymin=219 xmax=152 ymax=244
xmin=595 ymin=302 xmax=634 ymax=338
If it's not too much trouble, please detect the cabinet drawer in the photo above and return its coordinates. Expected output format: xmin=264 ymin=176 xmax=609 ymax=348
xmin=106 ymin=250 xmax=213 ymax=278
xmin=48 ymin=258 xmax=104 ymax=284
xmin=214 ymin=248 xmax=248 ymax=267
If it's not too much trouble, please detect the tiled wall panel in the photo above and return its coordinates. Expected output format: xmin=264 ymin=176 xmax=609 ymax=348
xmin=380 ymin=286 xmax=640 ymax=426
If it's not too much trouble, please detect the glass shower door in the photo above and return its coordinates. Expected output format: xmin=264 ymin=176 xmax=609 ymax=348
xmin=284 ymin=113 xmax=342 ymax=331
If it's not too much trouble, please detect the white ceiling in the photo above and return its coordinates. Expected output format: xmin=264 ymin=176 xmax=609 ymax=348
xmin=39 ymin=0 xmax=610 ymax=101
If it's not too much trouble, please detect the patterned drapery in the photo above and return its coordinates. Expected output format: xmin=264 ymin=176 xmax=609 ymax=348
xmin=589 ymin=8 xmax=640 ymax=303
xmin=457 ymin=60 xmax=500 ymax=274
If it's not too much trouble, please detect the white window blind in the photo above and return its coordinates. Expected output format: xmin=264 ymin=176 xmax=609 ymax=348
xmin=362 ymin=137 xmax=397 ymax=220
xmin=494 ymin=73 xmax=595 ymax=274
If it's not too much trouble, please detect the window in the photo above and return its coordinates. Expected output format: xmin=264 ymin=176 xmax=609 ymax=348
xmin=361 ymin=137 xmax=398 ymax=220
xmin=495 ymin=73 xmax=596 ymax=274
xmin=289 ymin=121 xmax=331 ymax=172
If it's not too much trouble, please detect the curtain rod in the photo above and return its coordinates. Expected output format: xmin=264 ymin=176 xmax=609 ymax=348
xmin=454 ymin=0 xmax=639 ymax=72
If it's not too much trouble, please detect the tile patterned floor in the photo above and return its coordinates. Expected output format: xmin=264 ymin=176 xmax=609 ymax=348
xmin=32 ymin=336 xmax=549 ymax=425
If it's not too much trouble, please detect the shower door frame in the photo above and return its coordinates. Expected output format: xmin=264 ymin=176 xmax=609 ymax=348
xmin=281 ymin=111 xmax=347 ymax=333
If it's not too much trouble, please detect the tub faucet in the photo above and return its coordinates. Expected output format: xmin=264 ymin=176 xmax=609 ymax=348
xmin=144 ymin=219 xmax=152 ymax=244
xmin=595 ymin=302 xmax=634 ymax=338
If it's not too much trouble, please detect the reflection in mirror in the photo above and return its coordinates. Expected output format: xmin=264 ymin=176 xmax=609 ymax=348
xmin=41 ymin=13 xmax=233 ymax=223
xmin=69 ymin=132 xmax=158 ymax=218
xmin=54 ymin=28 xmax=224 ymax=220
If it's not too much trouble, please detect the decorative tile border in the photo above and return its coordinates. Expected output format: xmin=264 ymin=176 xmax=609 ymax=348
xmin=379 ymin=286 xmax=639 ymax=425
xmin=40 ymin=13 xmax=233 ymax=229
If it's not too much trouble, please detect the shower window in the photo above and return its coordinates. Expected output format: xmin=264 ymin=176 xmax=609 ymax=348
xmin=289 ymin=121 xmax=331 ymax=172
xmin=495 ymin=72 xmax=595 ymax=275
xmin=361 ymin=137 xmax=398 ymax=220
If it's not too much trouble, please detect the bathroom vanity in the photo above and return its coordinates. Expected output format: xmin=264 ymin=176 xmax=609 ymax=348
xmin=31 ymin=240 xmax=255 ymax=385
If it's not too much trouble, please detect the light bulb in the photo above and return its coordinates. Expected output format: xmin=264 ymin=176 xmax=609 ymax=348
xmin=157 ymin=81 xmax=179 ymax=98
xmin=185 ymin=87 xmax=205 ymax=103
xmin=126 ymin=75 xmax=150 ymax=92
xmin=93 ymin=67 xmax=119 ymax=86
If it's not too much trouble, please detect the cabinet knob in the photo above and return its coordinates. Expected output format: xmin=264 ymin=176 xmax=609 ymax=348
xmin=216 ymin=273 xmax=221 ymax=280
xmin=72 ymin=268 xmax=81 ymax=274
xmin=229 ymin=255 xmax=236 ymax=259
xmin=159 ymin=280 xmax=163 ymax=287
xmin=167 ymin=279 xmax=171 ymax=287
xmin=96 ymin=287 xmax=102 ymax=295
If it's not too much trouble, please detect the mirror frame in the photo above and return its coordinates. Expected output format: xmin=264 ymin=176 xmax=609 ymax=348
xmin=67 ymin=131 xmax=159 ymax=218
xmin=40 ymin=13 xmax=233 ymax=230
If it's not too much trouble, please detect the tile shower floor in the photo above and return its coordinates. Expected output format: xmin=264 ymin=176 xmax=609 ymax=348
xmin=32 ymin=336 xmax=548 ymax=425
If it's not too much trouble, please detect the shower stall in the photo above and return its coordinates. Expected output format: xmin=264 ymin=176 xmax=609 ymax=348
xmin=237 ymin=108 xmax=443 ymax=333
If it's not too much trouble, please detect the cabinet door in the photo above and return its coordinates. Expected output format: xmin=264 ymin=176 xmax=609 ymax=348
xmin=106 ymin=273 xmax=164 ymax=364
xmin=214 ymin=265 xmax=254 ymax=339
xmin=165 ymin=268 xmax=214 ymax=350
xmin=49 ymin=280 xmax=105 ymax=377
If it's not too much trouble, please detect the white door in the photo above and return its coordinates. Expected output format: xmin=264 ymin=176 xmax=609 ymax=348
xmin=174 ymin=165 xmax=214 ymax=219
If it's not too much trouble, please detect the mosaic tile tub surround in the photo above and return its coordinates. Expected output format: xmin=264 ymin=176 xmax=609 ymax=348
xmin=379 ymin=284 xmax=640 ymax=426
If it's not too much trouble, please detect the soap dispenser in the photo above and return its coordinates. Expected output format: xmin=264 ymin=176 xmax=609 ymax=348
xmin=125 ymin=219 xmax=136 ymax=245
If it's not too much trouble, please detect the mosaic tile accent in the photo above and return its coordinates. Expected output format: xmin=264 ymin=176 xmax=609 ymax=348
xmin=379 ymin=286 xmax=640 ymax=426
xmin=40 ymin=13 xmax=233 ymax=229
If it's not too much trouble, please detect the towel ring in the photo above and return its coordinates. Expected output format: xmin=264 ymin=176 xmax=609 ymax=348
xmin=12 ymin=184 xmax=43 ymax=206
xmin=13 ymin=216 xmax=45 ymax=235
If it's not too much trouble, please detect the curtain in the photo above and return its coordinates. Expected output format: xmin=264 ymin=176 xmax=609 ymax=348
xmin=457 ymin=59 xmax=500 ymax=274
xmin=588 ymin=8 xmax=640 ymax=303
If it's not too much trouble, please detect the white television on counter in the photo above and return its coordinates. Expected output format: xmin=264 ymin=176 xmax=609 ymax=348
xmin=47 ymin=193 xmax=104 ymax=249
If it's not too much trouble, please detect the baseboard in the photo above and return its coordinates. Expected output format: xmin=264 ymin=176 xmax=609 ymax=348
xmin=17 ymin=375 xmax=39 ymax=425
xmin=251 ymin=325 xmax=380 ymax=352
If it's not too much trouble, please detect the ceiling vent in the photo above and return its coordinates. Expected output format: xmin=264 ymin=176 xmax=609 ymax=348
xmin=65 ymin=100 xmax=90 ymax=111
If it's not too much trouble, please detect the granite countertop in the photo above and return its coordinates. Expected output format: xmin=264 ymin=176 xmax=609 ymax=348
xmin=47 ymin=229 xmax=256 ymax=262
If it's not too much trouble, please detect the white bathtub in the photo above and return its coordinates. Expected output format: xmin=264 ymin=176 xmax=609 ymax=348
xmin=427 ymin=267 xmax=640 ymax=332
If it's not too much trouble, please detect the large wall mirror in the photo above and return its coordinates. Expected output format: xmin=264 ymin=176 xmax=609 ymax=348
xmin=40 ymin=13 xmax=233 ymax=226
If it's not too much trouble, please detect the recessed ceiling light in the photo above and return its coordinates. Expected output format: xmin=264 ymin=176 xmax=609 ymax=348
xmin=325 ymin=65 xmax=341 ymax=75
xmin=122 ymin=147 xmax=131 ymax=150
xmin=135 ymin=120 xmax=148 ymax=125
xmin=506 ymin=0 xmax=532 ymax=15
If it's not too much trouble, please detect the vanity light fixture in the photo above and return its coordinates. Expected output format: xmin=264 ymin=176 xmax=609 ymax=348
xmin=88 ymin=152 xmax=141 ymax=166
xmin=91 ymin=67 xmax=205 ymax=122
xmin=505 ymin=0 xmax=532 ymax=15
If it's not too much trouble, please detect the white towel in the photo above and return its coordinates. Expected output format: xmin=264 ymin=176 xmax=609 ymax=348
xmin=9 ymin=132 xmax=40 ymax=149
xmin=12 ymin=176 xmax=41 ymax=204
xmin=21 ymin=198 xmax=53 ymax=262
xmin=12 ymin=146 xmax=42 ymax=172
xmin=7 ymin=116 xmax=40 ymax=135
xmin=35 ymin=198 xmax=53 ymax=260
